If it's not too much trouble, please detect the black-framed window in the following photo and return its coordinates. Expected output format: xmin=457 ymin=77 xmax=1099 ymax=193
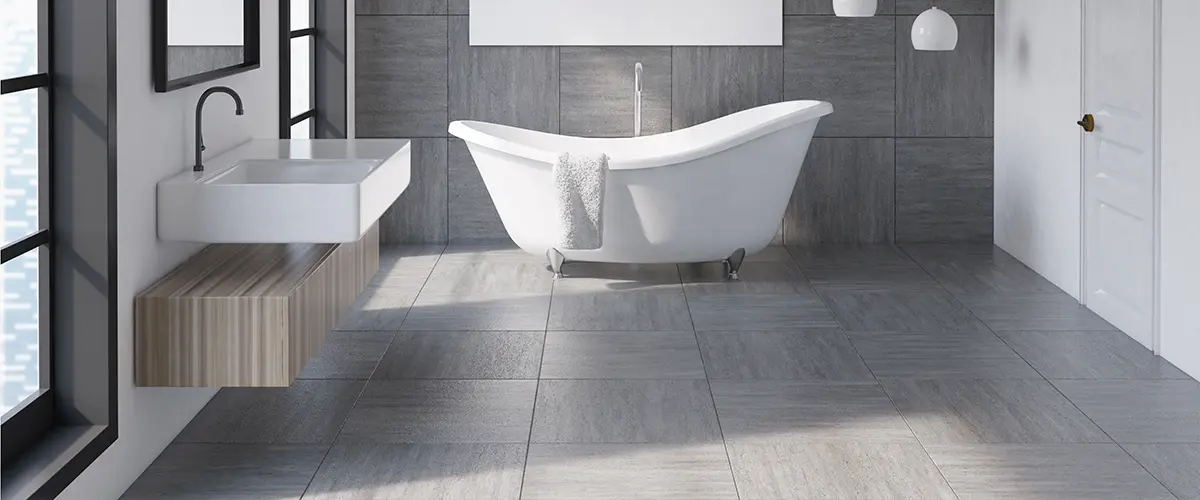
xmin=2 ymin=0 xmax=117 ymax=496
xmin=281 ymin=0 xmax=316 ymax=138
xmin=2 ymin=0 xmax=53 ymax=442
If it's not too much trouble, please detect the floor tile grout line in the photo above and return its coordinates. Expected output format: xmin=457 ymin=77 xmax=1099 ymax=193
xmin=896 ymin=244 xmax=1183 ymax=498
xmin=296 ymin=330 xmax=402 ymax=498
xmin=803 ymin=271 xmax=963 ymax=500
xmin=297 ymin=245 xmax=452 ymax=498
xmin=517 ymin=267 xmax=554 ymax=500
xmin=679 ymin=263 xmax=744 ymax=500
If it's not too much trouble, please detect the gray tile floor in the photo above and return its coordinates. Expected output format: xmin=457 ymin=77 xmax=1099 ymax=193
xmin=122 ymin=243 xmax=1200 ymax=500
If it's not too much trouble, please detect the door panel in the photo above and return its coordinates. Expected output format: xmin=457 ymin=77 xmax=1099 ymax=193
xmin=1083 ymin=0 xmax=1155 ymax=347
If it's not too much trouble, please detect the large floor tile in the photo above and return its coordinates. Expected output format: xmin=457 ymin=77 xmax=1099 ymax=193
xmin=297 ymin=331 xmax=394 ymax=380
xmin=711 ymin=381 xmax=914 ymax=443
xmin=336 ymin=287 xmax=418 ymax=331
xmin=903 ymin=244 xmax=1060 ymax=295
xmin=880 ymin=379 xmax=1109 ymax=444
xmin=819 ymin=289 xmax=990 ymax=333
xmin=374 ymin=331 xmax=543 ymax=379
xmin=688 ymin=294 xmax=838 ymax=331
xmin=540 ymin=331 xmax=705 ymax=379
xmin=522 ymin=443 xmax=738 ymax=500
xmin=176 ymin=381 xmax=364 ymax=444
xmin=1053 ymin=379 xmax=1200 ymax=443
xmin=419 ymin=261 xmax=553 ymax=296
xmin=727 ymin=442 xmax=956 ymax=500
xmin=371 ymin=245 xmax=443 ymax=289
xmin=999 ymin=330 xmax=1189 ymax=379
xmin=745 ymin=245 xmax=798 ymax=263
xmin=1125 ymin=444 xmax=1200 ymax=500
xmin=303 ymin=442 xmax=525 ymax=500
xmin=865 ymin=357 xmax=1042 ymax=379
xmin=847 ymin=330 xmax=1040 ymax=379
xmin=339 ymin=380 xmax=537 ymax=443
xmin=402 ymin=292 xmax=551 ymax=331
xmin=787 ymin=244 xmax=939 ymax=289
xmin=532 ymin=380 xmax=721 ymax=443
xmin=959 ymin=293 xmax=1116 ymax=331
xmin=847 ymin=330 xmax=1019 ymax=360
xmin=120 ymin=444 xmax=326 ymax=500
xmin=549 ymin=289 xmax=693 ymax=331
xmin=927 ymin=444 xmax=1175 ymax=500
xmin=437 ymin=242 xmax=542 ymax=265
xmin=789 ymin=244 xmax=916 ymax=269
xmin=698 ymin=330 xmax=874 ymax=381
xmin=679 ymin=261 xmax=810 ymax=295
xmin=554 ymin=263 xmax=682 ymax=291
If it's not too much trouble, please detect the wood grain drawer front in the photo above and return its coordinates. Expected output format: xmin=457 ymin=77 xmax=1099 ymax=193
xmin=136 ymin=225 xmax=379 ymax=387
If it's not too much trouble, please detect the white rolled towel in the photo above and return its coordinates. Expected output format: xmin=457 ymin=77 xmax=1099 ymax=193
xmin=553 ymin=152 xmax=609 ymax=250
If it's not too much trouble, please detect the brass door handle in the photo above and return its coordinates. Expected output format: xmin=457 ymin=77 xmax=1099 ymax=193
xmin=1078 ymin=114 xmax=1095 ymax=132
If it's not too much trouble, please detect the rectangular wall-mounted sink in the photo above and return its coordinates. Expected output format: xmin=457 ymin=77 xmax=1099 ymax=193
xmin=158 ymin=139 xmax=410 ymax=243
xmin=204 ymin=159 xmax=382 ymax=185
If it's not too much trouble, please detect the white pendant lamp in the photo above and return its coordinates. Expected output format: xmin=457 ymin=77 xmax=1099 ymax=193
xmin=911 ymin=7 xmax=959 ymax=51
xmin=833 ymin=0 xmax=878 ymax=17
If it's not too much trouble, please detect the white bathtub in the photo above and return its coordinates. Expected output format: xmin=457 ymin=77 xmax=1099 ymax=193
xmin=448 ymin=100 xmax=833 ymax=267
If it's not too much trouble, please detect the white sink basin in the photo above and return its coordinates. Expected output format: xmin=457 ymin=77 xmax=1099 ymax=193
xmin=158 ymin=139 xmax=411 ymax=243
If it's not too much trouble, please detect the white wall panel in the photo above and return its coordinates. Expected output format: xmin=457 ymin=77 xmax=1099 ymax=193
xmin=469 ymin=0 xmax=783 ymax=46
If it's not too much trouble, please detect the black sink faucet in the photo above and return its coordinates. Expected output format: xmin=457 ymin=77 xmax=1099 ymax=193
xmin=194 ymin=86 xmax=245 ymax=172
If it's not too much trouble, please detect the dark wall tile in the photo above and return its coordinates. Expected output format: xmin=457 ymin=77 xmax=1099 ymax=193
xmin=784 ymin=16 xmax=895 ymax=137
xmin=897 ymin=15 xmax=994 ymax=137
xmin=671 ymin=46 xmax=783 ymax=129
xmin=895 ymin=0 xmax=994 ymax=15
xmin=357 ymin=0 xmax=446 ymax=15
xmin=896 ymin=138 xmax=993 ymax=242
xmin=784 ymin=138 xmax=896 ymax=244
xmin=381 ymin=139 xmax=449 ymax=244
xmin=560 ymin=47 xmax=672 ymax=137
xmin=356 ymin=16 xmax=448 ymax=137
xmin=448 ymin=0 xmax=468 ymax=14
xmin=448 ymin=139 xmax=509 ymax=241
xmin=448 ymin=16 xmax=559 ymax=133
xmin=785 ymin=0 xmax=896 ymax=15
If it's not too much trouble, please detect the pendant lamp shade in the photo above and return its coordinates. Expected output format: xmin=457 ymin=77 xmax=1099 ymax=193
xmin=911 ymin=7 xmax=958 ymax=51
xmin=833 ymin=0 xmax=878 ymax=17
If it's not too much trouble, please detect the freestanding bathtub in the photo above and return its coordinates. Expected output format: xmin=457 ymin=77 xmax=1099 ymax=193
xmin=448 ymin=100 xmax=833 ymax=277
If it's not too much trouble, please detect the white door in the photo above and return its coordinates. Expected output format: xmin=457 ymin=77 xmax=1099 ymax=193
xmin=1082 ymin=0 xmax=1156 ymax=348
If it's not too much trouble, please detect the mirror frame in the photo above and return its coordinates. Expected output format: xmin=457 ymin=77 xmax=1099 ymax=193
xmin=152 ymin=0 xmax=261 ymax=92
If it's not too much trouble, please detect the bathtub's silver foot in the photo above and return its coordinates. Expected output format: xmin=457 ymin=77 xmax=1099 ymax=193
xmin=723 ymin=248 xmax=746 ymax=281
xmin=547 ymin=248 xmax=566 ymax=278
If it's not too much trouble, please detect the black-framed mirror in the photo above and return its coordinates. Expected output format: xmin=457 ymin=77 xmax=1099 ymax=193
xmin=152 ymin=0 xmax=261 ymax=92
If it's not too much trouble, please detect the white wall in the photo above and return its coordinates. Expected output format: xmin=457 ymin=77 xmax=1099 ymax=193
xmin=57 ymin=1 xmax=279 ymax=498
xmin=1159 ymin=0 xmax=1200 ymax=378
xmin=994 ymin=0 xmax=1083 ymax=298
xmin=167 ymin=0 xmax=245 ymax=45
xmin=469 ymin=0 xmax=782 ymax=46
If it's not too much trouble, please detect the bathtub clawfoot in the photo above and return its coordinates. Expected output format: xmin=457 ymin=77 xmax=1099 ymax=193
xmin=547 ymin=248 xmax=566 ymax=278
xmin=723 ymin=248 xmax=746 ymax=280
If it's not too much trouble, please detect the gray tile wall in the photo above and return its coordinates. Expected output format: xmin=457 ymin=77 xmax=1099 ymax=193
xmin=356 ymin=0 xmax=995 ymax=244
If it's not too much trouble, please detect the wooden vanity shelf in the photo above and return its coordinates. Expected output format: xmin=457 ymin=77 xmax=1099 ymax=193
xmin=135 ymin=226 xmax=378 ymax=387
